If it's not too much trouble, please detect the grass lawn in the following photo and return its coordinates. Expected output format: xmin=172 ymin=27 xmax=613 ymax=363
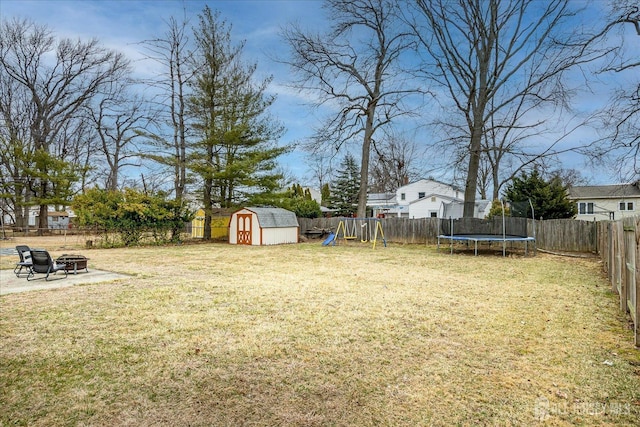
xmin=1 ymin=236 xmax=639 ymax=426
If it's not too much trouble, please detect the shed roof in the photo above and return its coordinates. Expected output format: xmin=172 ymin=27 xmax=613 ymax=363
xmin=569 ymin=182 xmax=640 ymax=199
xmin=243 ymin=207 xmax=299 ymax=228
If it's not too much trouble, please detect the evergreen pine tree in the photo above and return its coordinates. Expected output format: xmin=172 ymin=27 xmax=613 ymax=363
xmin=504 ymin=170 xmax=577 ymax=219
xmin=330 ymin=153 xmax=360 ymax=217
xmin=320 ymin=183 xmax=331 ymax=207
xmin=189 ymin=7 xmax=286 ymax=238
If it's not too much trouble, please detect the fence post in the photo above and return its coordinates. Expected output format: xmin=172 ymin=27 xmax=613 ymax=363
xmin=607 ymin=222 xmax=613 ymax=288
xmin=616 ymin=222 xmax=624 ymax=296
xmin=635 ymin=218 xmax=640 ymax=347
xmin=623 ymin=223 xmax=634 ymax=314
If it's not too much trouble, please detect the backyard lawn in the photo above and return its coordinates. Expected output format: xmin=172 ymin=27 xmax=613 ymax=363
xmin=1 ymin=236 xmax=639 ymax=426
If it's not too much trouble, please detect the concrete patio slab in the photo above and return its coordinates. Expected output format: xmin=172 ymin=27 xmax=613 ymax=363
xmin=0 ymin=268 xmax=131 ymax=295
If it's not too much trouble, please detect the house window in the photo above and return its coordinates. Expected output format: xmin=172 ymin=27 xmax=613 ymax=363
xmin=430 ymin=212 xmax=438 ymax=218
xmin=431 ymin=196 xmax=436 ymax=202
xmin=400 ymin=193 xmax=406 ymax=201
xmin=418 ymin=192 xmax=425 ymax=199
xmin=619 ymin=201 xmax=634 ymax=211
xmin=578 ymin=202 xmax=594 ymax=214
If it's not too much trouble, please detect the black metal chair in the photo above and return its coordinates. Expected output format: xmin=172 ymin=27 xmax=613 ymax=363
xmin=27 ymin=250 xmax=68 ymax=281
xmin=14 ymin=245 xmax=33 ymax=277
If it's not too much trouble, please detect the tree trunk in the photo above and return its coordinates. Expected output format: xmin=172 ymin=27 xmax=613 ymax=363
xmin=38 ymin=200 xmax=48 ymax=235
xmin=358 ymin=105 xmax=376 ymax=218
xmin=463 ymin=147 xmax=480 ymax=217
xmin=464 ymin=116 xmax=484 ymax=217
xmin=492 ymin=168 xmax=500 ymax=201
xmin=203 ymin=177 xmax=213 ymax=240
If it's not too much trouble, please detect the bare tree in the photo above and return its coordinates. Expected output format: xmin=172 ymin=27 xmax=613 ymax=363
xmin=410 ymin=0 xmax=610 ymax=216
xmin=281 ymin=0 xmax=417 ymax=217
xmin=0 ymin=73 xmax=34 ymax=228
xmin=586 ymin=3 xmax=640 ymax=179
xmin=48 ymin=115 xmax=98 ymax=197
xmin=305 ymin=151 xmax=334 ymax=193
xmin=89 ymin=82 xmax=150 ymax=191
xmin=140 ymin=14 xmax=194 ymax=203
xmin=0 ymin=18 xmax=129 ymax=231
xmin=369 ymin=130 xmax=423 ymax=192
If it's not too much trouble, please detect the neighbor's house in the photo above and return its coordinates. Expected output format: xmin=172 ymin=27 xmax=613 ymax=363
xmin=228 ymin=207 xmax=299 ymax=245
xmin=569 ymin=182 xmax=640 ymax=221
xmin=46 ymin=211 xmax=70 ymax=229
xmin=3 ymin=208 xmax=70 ymax=230
xmin=368 ymin=179 xmax=490 ymax=219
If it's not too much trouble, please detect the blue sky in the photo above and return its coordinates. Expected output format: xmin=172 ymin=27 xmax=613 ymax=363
xmin=1 ymin=0 xmax=638 ymax=188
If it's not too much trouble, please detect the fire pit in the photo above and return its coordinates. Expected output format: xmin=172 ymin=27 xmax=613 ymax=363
xmin=56 ymin=254 xmax=89 ymax=274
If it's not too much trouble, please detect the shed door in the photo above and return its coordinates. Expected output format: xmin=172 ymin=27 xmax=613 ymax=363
xmin=237 ymin=213 xmax=252 ymax=245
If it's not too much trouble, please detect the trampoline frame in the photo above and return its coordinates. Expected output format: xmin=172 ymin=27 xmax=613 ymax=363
xmin=437 ymin=199 xmax=537 ymax=256
xmin=437 ymin=233 xmax=536 ymax=256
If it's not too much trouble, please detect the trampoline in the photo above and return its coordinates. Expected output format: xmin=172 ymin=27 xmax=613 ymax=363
xmin=437 ymin=233 xmax=536 ymax=256
xmin=437 ymin=199 xmax=536 ymax=256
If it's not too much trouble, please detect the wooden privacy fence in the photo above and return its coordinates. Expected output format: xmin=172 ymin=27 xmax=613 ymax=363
xmin=298 ymin=217 xmax=441 ymax=244
xmin=299 ymin=217 xmax=598 ymax=252
xmin=533 ymin=219 xmax=597 ymax=253
xmin=598 ymin=218 xmax=640 ymax=347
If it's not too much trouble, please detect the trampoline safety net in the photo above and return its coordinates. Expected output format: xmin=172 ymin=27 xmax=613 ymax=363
xmin=439 ymin=217 xmax=529 ymax=237
xmin=439 ymin=199 xmax=533 ymax=238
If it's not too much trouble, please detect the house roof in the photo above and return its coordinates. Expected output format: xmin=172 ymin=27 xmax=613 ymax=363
xmin=569 ymin=183 xmax=640 ymax=199
xmin=243 ymin=207 xmax=299 ymax=228
xmin=402 ymin=178 xmax=462 ymax=192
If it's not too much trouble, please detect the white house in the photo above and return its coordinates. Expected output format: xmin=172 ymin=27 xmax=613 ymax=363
xmin=367 ymin=192 xmax=397 ymax=217
xmin=3 ymin=208 xmax=71 ymax=230
xmin=569 ymin=182 xmax=640 ymax=221
xmin=408 ymin=194 xmax=459 ymax=218
xmin=367 ymin=179 xmax=490 ymax=219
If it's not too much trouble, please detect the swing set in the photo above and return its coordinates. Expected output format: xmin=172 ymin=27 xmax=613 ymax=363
xmin=330 ymin=218 xmax=387 ymax=248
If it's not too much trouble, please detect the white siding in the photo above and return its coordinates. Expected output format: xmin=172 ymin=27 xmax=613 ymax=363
xmin=408 ymin=197 xmax=444 ymax=218
xmin=229 ymin=208 xmax=299 ymax=245
xmin=261 ymin=227 xmax=299 ymax=245
xmin=396 ymin=179 xmax=460 ymax=209
xmin=575 ymin=198 xmax=639 ymax=221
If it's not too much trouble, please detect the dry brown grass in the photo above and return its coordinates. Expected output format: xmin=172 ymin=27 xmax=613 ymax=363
xmin=1 ymin=235 xmax=639 ymax=426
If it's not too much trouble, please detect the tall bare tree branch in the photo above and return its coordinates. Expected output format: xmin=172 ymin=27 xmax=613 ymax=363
xmin=281 ymin=0 xmax=419 ymax=217
xmin=409 ymin=0 xmax=611 ymax=216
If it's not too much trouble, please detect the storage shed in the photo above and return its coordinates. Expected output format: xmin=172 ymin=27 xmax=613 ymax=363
xmin=229 ymin=207 xmax=299 ymax=245
xmin=191 ymin=208 xmax=229 ymax=239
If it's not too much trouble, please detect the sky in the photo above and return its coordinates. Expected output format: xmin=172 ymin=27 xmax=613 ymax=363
xmin=1 ymin=0 xmax=638 ymax=190
xmin=1 ymin=0 xmax=329 ymax=185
